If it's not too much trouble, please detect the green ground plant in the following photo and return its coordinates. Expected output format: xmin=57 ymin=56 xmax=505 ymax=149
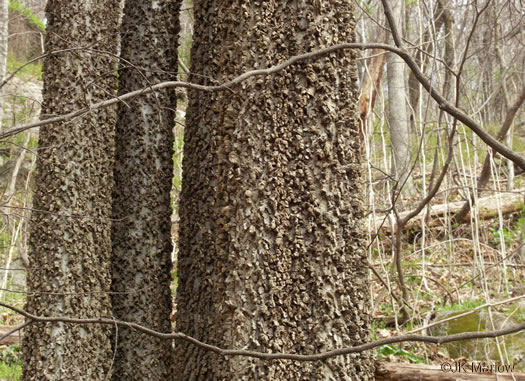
xmin=376 ymin=344 xmax=425 ymax=363
xmin=6 ymin=56 xmax=42 ymax=80
xmin=0 ymin=345 xmax=22 ymax=380
xmin=8 ymin=0 xmax=45 ymax=31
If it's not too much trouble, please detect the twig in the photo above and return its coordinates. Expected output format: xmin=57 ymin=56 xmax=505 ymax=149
xmin=1 ymin=41 xmax=523 ymax=172
xmin=1 ymin=302 xmax=524 ymax=362
xmin=178 ymin=57 xmax=190 ymax=74
xmin=454 ymin=86 xmax=525 ymax=223
xmin=0 ymin=320 xmax=30 ymax=343
xmin=380 ymin=0 xmax=525 ymax=170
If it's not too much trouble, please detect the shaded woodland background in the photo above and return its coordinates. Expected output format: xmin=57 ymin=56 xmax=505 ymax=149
xmin=0 ymin=0 xmax=523 ymax=379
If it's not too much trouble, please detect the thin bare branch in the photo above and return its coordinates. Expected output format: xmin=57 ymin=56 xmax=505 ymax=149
xmin=381 ymin=0 xmax=525 ymax=170
xmin=1 ymin=301 xmax=524 ymax=362
xmin=1 ymin=40 xmax=522 ymax=172
xmin=454 ymin=86 xmax=525 ymax=222
xmin=409 ymin=294 xmax=525 ymax=334
xmin=0 ymin=321 xmax=30 ymax=343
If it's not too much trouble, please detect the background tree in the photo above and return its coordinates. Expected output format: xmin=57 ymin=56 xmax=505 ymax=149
xmin=175 ymin=0 xmax=374 ymax=379
xmin=360 ymin=0 xmax=524 ymax=335
xmin=21 ymin=1 xmax=120 ymax=379
xmin=386 ymin=0 xmax=411 ymax=187
xmin=0 ymin=0 xmax=8 ymax=131
xmin=110 ymin=0 xmax=181 ymax=379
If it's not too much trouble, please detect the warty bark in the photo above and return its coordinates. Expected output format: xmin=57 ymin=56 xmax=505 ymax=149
xmin=22 ymin=1 xmax=120 ymax=380
xmin=110 ymin=0 xmax=181 ymax=379
xmin=175 ymin=1 xmax=374 ymax=380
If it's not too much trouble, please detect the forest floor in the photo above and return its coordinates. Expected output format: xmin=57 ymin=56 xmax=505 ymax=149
xmin=368 ymin=185 xmax=525 ymax=370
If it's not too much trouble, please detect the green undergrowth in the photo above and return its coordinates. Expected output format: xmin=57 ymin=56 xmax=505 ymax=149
xmin=376 ymin=344 xmax=425 ymax=363
xmin=8 ymin=0 xmax=45 ymax=31
xmin=435 ymin=298 xmax=485 ymax=313
xmin=6 ymin=55 xmax=42 ymax=80
xmin=172 ymin=131 xmax=184 ymax=195
xmin=371 ymin=321 xmax=426 ymax=364
xmin=367 ymin=120 xmax=525 ymax=188
xmin=0 ymin=345 xmax=22 ymax=380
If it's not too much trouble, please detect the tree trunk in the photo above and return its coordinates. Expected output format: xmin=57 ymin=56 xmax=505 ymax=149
xmin=453 ymin=86 xmax=525 ymax=224
xmin=386 ymin=1 xmax=410 ymax=186
xmin=21 ymin=1 xmax=120 ymax=379
xmin=110 ymin=1 xmax=181 ymax=379
xmin=175 ymin=1 xmax=374 ymax=380
xmin=360 ymin=50 xmax=386 ymax=141
xmin=0 ymin=0 xmax=8 ymax=132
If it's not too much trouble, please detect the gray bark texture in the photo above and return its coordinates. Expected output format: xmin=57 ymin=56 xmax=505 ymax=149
xmin=386 ymin=1 xmax=410 ymax=184
xmin=21 ymin=1 xmax=120 ymax=380
xmin=175 ymin=1 xmax=374 ymax=380
xmin=110 ymin=0 xmax=180 ymax=379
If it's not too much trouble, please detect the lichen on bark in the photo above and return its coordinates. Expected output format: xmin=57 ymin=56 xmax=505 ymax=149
xmin=21 ymin=1 xmax=120 ymax=380
xmin=175 ymin=1 xmax=374 ymax=380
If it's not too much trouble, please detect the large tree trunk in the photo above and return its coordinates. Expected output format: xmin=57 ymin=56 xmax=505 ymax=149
xmin=110 ymin=1 xmax=181 ymax=379
xmin=175 ymin=1 xmax=374 ymax=380
xmin=387 ymin=1 xmax=411 ymax=185
xmin=21 ymin=1 xmax=120 ymax=379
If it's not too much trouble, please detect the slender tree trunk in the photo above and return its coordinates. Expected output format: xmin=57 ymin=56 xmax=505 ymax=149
xmin=175 ymin=1 xmax=374 ymax=380
xmin=0 ymin=0 xmax=8 ymax=132
xmin=386 ymin=1 xmax=411 ymax=186
xmin=453 ymin=86 xmax=525 ymax=223
xmin=22 ymin=1 xmax=120 ymax=379
xmin=0 ymin=133 xmax=30 ymax=301
xmin=407 ymin=0 xmax=451 ymax=127
xmin=110 ymin=1 xmax=181 ymax=379
xmin=360 ymin=50 xmax=386 ymax=141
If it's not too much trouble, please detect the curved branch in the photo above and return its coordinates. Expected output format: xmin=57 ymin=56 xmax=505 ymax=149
xmin=454 ymin=86 xmax=525 ymax=223
xmin=2 ymin=301 xmax=524 ymax=362
xmin=380 ymin=0 xmax=525 ymax=170
xmin=0 ymin=41 xmax=522 ymax=172
xmin=0 ymin=42 xmax=394 ymax=140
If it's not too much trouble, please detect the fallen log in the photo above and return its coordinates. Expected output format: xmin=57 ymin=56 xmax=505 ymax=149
xmin=371 ymin=189 xmax=525 ymax=233
xmin=375 ymin=361 xmax=525 ymax=381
